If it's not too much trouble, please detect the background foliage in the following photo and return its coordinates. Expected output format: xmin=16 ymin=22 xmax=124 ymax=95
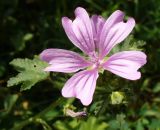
xmin=0 ymin=0 xmax=160 ymax=130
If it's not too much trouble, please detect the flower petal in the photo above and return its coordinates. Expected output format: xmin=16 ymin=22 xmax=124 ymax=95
xmin=99 ymin=10 xmax=135 ymax=58
xmin=91 ymin=15 xmax=105 ymax=49
xmin=62 ymin=7 xmax=95 ymax=56
xmin=102 ymin=51 xmax=147 ymax=80
xmin=62 ymin=69 xmax=99 ymax=106
xmin=62 ymin=17 xmax=88 ymax=54
xmin=40 ymin=49 xmax=91 ymax=73
xmin=74 ymin=7 xmax=95 ymax=52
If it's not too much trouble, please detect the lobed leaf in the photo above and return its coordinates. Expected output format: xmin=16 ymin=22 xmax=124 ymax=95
xmin=7 ymin=57 xmax=49 ymax=91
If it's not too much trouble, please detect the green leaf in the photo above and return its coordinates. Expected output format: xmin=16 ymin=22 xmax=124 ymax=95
xmin=140 ymin=103 xmax=160 ymax=118
xmin=136 ymin=119 xmax=144 ymax=130
xmin=0 ymin=94 xmax=19 ymax=117
xmin=149 ymin=119 xmax=160 ymax=129
xmin=153 ymin=82 xmax=160 ymax=93
xmin=108 ymin=114 xmax=130 ymax=130
xmin=20 ymin=80 xmax=38 ymax=91
xmin=80 ymin=117 xmax=108 ymax=130
xmin=23 ymin=33 xmax=33 ymax=41
xmin=54 ymin=119 xmax=80 ymax=130
xmin=7 ymin=57 xmax=49 ymax=91
xmin=54 ymin=117 xmax=108 ymax=130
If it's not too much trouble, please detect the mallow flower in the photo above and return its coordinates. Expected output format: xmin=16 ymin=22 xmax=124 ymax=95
xmin=40 ymin=7 xmax=147 ymax=106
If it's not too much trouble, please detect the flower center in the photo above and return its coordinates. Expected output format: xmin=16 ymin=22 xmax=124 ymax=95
xmin=92 ymin=58 xmax=104 ymax=69
xmin=89 ymin=54 xmax=105 ymax=70
xmin=87 ymin=51 xmax=107 ymax=72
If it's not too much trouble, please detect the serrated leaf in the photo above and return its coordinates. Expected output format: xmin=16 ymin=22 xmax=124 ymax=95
xmin=7 ymin=57 xmax=49 ymax=91
xmin=20 ymin=80 xmax=37 ymax=91
xmin=9 ymin=58 xmax=47 ymax=72
xmin=7 ymin=72 xmax=36 ymax=87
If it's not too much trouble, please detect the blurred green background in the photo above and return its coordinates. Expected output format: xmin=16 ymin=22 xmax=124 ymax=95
xmin=0 ymin=0 xmax=160 ymax=130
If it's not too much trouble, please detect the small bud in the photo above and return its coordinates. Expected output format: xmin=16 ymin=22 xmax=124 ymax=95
xmin=111 ymin=91 xmax=125 ymax=105
xmin=22 ymin=100 xmax=29 ymax=110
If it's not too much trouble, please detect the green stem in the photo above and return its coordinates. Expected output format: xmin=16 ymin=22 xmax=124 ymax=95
xmin=96 ymin=97 xmax=109 ymax=116
xmin=36 ymin=98 xmax=63 ymax=118
xmin=11 ymin=98 xmax=63 ymax=130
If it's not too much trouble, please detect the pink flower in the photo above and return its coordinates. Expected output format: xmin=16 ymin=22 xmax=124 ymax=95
xmin=40 ymin=7 xmax=147 ymax=106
